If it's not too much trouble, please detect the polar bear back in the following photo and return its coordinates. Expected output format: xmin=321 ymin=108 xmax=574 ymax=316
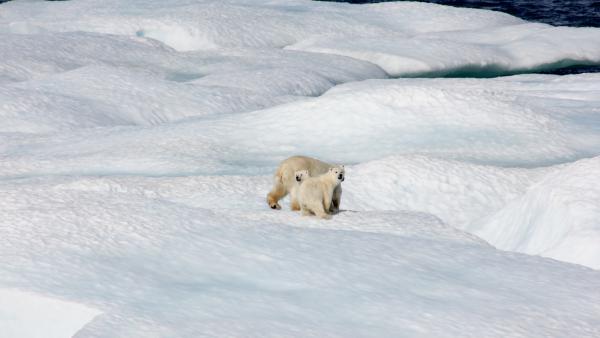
xmin=278 ymin=155 xmax=333 ymax=186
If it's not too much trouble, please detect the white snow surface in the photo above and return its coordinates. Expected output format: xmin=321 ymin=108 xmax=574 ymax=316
xmin=0 ymin=289 xmax=101 ymax=338
xmin=2 ymin=0 xmax=600 ymax=337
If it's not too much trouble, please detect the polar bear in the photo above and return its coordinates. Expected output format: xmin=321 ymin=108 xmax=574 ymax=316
xmin=294 ymin=169 xmax=310 ymax=184
xmin=297 ymin=167 xmax=345 ymax=219
xmin=267 ymin=156 xmax=344 ymax=212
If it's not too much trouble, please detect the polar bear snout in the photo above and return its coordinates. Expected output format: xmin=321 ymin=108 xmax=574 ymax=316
xmin=296 ymin=175 xmax=302 ymax=182
xmin=338 ymin=174 xmax=344 ymax=181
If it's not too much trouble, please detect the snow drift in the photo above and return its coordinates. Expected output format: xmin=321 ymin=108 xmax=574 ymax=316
xmin=0 ymin=32 xmax=385 ymax=131
xmin=472 ymin=156 xmax=600 ymax=269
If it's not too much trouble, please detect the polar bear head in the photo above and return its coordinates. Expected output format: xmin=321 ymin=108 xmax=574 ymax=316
xmin=295 ymin=169 xmax=309 ymax=183
xmin=328 ymin=165 xmax=345 ymax=182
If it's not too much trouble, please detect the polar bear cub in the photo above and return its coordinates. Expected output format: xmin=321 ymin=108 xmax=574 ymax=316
xmin=294 ymin=169 xmax=310 ymax=184
xmin=296 ymin=166 xmax=345 ymax=219
xmin=267 ymin=156 xmax=343 ymax=212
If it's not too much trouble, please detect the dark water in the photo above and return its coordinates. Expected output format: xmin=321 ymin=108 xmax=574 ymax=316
xmin=318 ymin=0 xmax=600 ymax=75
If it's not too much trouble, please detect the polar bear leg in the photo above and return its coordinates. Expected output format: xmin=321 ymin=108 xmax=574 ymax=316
xmin=300 ymin=202 xmax=313 ymax=216
xmin=267 ymin=179 xmax=287 ymax=210
xmin=323 ymin=190 xmax=332 ymax=215
xmin=331 ymin=185 xmax=342 ymax=213
xmin=311 ymin=200 xmax=331 ymax=220
xmin=301 ymin=207 xmax=311 ymax=216
xmin=290 ymin=186 xmax=301 ymax=211
xmin=314 ymin=208 xmax=332 ymax=220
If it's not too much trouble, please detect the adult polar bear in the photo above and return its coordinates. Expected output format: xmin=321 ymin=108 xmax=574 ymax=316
xmin=267 ymin=156 xmax=344 ymax=212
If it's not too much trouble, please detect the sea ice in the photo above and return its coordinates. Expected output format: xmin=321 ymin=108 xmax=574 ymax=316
xmin=1 ymin=0 xmax=600 ymax=337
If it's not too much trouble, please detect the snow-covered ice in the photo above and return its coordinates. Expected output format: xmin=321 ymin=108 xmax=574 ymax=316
xmin=1 ymin=0 xmax=600 ymax=337
xmin=287 ymin=23 xmax=600 ymax=77
xmin=3 ymin=175 xmax=600 ymax=337
xmin=2 ymin=0 xmax=600 ymax=76
xmin=2 ymin=74 xmax=599 ymax=178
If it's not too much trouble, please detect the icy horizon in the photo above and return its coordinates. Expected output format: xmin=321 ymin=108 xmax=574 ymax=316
xmin=1 ymin=0 xmax=600 ymax=337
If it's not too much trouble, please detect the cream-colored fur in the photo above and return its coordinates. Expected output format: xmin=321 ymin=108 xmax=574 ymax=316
xmin=297 ymin=167 xmax=344 ymax=219
xmin=267 ymin=156 xmax=344 ymax=211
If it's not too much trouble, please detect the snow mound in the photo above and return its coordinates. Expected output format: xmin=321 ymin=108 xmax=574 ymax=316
xmin=472 ymin=156 xmax=600 ymax=269
xmin=0 ymin=32 xmax=384 ymax=131
xmin=342 ymin=155 xmax=548 ymax=228
xmin=2 ymin=0 xmax=599 ymax=76
xmin=222 ymin=75 xmax=598 ymax=166
xmin=0 ymin=288 xmax=100 ymax=338
xmin=0 ymin=31 xmax=189 ymax=84
xmin=339 ymin=155 xmax=600 ymax=269
xmin=288 ymin=23 xmax=600 ymax=77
